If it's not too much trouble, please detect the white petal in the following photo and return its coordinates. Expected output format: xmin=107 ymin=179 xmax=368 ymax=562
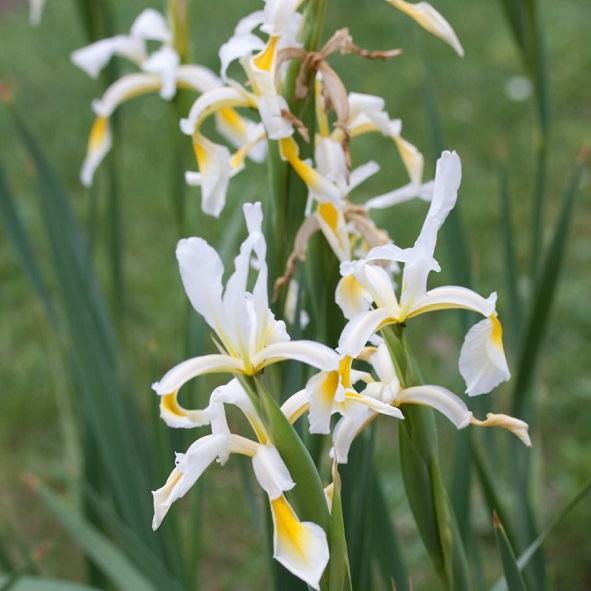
xmin=71 ymin=36 xmax=145 ymax=78
xmin=152 ymin=434 xmax=227 ymax=529
xmin=220 ymin=33 xmax=265 ymax=80
xmin=388 ymin=0 xmax=464 ymax=57
xmin=330 ymin=410 xmax=372 ymax=464
xmin=459 ymin=316 xmax=511 ymax=396
xmin=261 ymin=0 xmax=302 ymax=36
xmin=176 ymin=237 xmax=225 ymax=330
xmin=253 ymin=340 xmax=339 ymax=372
xmin=91 ymin=73 xmax=162 ymax=117
xmin=175 ymin=65 xmax=221 ymax=93
xmin=408 ymin=286 xmax=497 ymax=318
xmin=152 ymin=354 xmax=245 ymax=396
xmin=130 ymin=8 xmax=171 ymax=43
xmin=306 ymin=370 xmax=340 ymax=434
xmin=141 ymin=46 xmax=179 ymax=100
xmin=472 ymin=413 xmax=531 ymax=446
xmin=80 ymin=117 xmax=112 ymax=187
xmin=270 ymin=495 xmax=329 ymax=590
xmin=396 ymin=385 xmax=472 ymax=428
xmin=335 ymin=273 xmax=373 ymax=320
xmin=365 ymin=180 xmax=434 ymax=210
xmin=159 ymin=392 xmax=213 ymax=429
xmin=337 ymin=308 xmax=395 ymax=358
xmin=252 ymin=445 xmax=295 ymax=499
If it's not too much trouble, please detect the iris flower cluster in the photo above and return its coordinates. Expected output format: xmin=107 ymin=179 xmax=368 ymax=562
xmin=71 ymin=1 xmax=531 ymax=587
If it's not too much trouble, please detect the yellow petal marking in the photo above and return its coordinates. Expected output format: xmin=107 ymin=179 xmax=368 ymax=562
xmin=218 ymin=107 xmax=248 ymax=137
xmin=253 ymin=36 xmax=279 ymax=73
xmin=338 ymin=356 xmax=353 ymax=389
xmin=88 ymin=116 xmax=109 ymax=152
xmin=161 ymin=392 xmax=185 ymax=418
xmin=318 ymin=202 xmax=338 ymax=233
xmin=193 ymin=139 xmax=208 ymax=169
xmin=490 ymin=314 xmax=503 ymax=347
xmin=272 ymin=495 xmax=310 ymax=561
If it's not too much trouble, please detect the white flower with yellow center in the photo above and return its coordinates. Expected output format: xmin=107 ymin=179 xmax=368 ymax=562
xmin=327 ymin=343 xmax=530 ymax=463
xmin=152 ymin=202 xmax=338 ymax=428
xmin=71 ymin=9 xmax=261 ymax=189
xmin=153 ymin=380 xmax=329 ymax=589
xmin=336 ymin=151 xmax=511 ymax=396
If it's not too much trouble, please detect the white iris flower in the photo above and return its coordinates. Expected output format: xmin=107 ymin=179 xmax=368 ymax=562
xmin=336 ymin=151 xmax=511 ymax=396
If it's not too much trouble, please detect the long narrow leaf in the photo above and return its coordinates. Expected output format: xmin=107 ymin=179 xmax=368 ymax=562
xmin=32 ymin=479 xmax=156 ymax=591
xmin=492 ymin=512 xmax=528 ymax=591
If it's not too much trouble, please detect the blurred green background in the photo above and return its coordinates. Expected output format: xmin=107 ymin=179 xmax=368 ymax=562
xmin=0 ymin=0 xmax=590 ymax=588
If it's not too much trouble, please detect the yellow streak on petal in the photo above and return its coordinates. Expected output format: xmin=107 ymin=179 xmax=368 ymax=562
xmin=253 ymin=36 xmax=279 ymax=73
xmin=279 ymin=137 xmax=330 ymax=196
xmin=490 ymin=314 xmax=503 ymax=347
xmin=348 ymin=121 xmax=380 ymax=139
xmin=88 ymin=116 xmax=109 ymax=152
xmin=338 ymin=356 xmax=353 ymax=389
xmin=245 ymin=412 xmax=269 ymax=445
xmin=193 ymin=139 xmax=208 ymax=169
xmin=272 ymin=495 xmax=308 ymax=560
xmin=315 ymin=78 xmax=330 ymax=138
xmin=318 ymin=202 xmax=338 ymax=233
xmin=392 ymin=134 xmax=423 ymax=185
xmin=160 ymin=392 xmax=185 ymax=418
xmin=321 ymin=371 xmax=339 ymax=405
xmin=218 ymin=107 xmax=247 ymax=137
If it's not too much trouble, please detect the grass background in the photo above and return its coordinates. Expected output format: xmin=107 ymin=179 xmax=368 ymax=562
xmin=0 ymin=0 xmax=590 ymax=588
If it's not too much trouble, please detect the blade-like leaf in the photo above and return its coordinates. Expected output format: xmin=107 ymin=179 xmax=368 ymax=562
xmin=32 ymin=479 xmax=156 ymax=591
xmin=0 ymin=577 xmax=103 ymax=591
xmin=328 ymin=465 xmax=352 ymax=591
xmin=492 ymin=512 xmax=528 ymax=591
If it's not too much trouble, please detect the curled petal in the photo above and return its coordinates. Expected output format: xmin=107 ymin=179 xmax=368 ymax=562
xmin=396 ymin=385 xmax=472 ymax=428
xmin=471 ymin=413 xmax=531 ymax=447
xmin=365 ymin=180 xmax=434 ymax=210
xmin=141 ymin=46 xmax=179 ymax=100
xmin=130 ymin=9 xmax=171 ymax=43
xmin=459 ymin=315 xmax=511 ymax=396
xmin=151 ymin=354 xmax=245 ymax=396
xmin=80 ymin=116 xmax=112 ymax=187
xmin=335 ymin=273 xmax=373 ymax=320
xmin=337 ymin=308 xmax=396 ymax=358
xmin=253 ymin=340 xmax=339 ymax=373
xmin=270 ymin=495 xmax=329 ymax=590
xmin=387 ymin=0 xmax=464 ymax=57
xmin=408 ymin=286 xmax=497 ymax=318
xmin=71 ymin=36 xmax=145 ymax=78
xmin=152 ymin=434 xmax=228 ymax=529
xmin=159 ymin=392 xmax=213 ymax=429
xmin=91 ymin=73 xmax=162 ymax=118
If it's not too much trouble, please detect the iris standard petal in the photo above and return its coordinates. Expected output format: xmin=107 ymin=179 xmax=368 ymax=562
xmin=337 ymin=308 xmax=396 ymax=358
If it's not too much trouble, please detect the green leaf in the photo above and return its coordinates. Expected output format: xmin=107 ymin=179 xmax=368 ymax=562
xmin=0 ymin=577 xmax=103 ymax=591
xmin=0 ymin=157 xmax=55 ymax=322
xmin=328 ymin=466 xmax=352 ymax=591
xmin=492 ymin=513 xmax=528 ymax=591
xmin=33 ymin=480 xmax=156 ymax=591
xmin=512 ymin=158 xmax=584 ymax=418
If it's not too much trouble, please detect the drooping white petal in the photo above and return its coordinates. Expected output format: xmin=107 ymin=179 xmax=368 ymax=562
xmin=186 ymin=135 xmax=234 ymax=217
xmin=330 ymin=408 xmax=373 ymax=464
xmin=130 ymin=8 xmax=171 ymax=43
xmin=71 ymin=36 xmax=146 ymax=78
xmin=220 ymin=33 xmax=265 ymax=80
xmin=337 ymin=308 xmax=396 ymax=358
xmin=270 ymin=495 xmax=329 ymax=590
xmin=365 ymin=180 xmax=433 ymax=210
xmin=152 ymin=434 xmax=228 ymax=529
xmin=396 ymin=385 xmax=472 ymax=428
xmin=175 ymin=65 xmax=222 ymax=93
xmin=152 ymin=354 xmax=245 ymax=396
xmin=181 ymin=86 xmax=255 ymax=136
xmin=459 ymin=316 xmax=511 ymax=396
xmin=306 ymin=370 xmax=343 ymax=434
xmin=280 ymin=389 xmax=310 ymax=424
xmin=91 ymin=73 xmax=162 ymax=117
xmin=141 ymin=45 xmax=179 ymax=100
xmin=80 ymin=117 xmax=112 ymax=187
xmin=335 ymin=270 xmax=373 ymax=320
xmin=159 ymin=391 xmax=213 ymax=429
xmin=253 ymin=340 xmax=339 ymax=373
xmin=387 ymin=0 xmax=464 ymax=57
xmin=408 ymin=286 xmax=497 ymax=318
xmin=261 ymin=0 xmax=303 ymax=36
xmin=252 ymin=445 xmax=295 ymax=499
xmin=471 ymin=413 xmax=531 ymax=447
